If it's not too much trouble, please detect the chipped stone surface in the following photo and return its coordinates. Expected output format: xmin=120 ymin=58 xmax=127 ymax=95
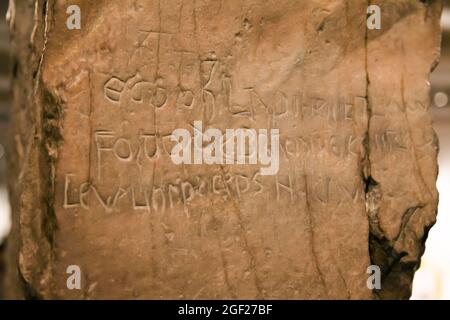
xmin=5 ymin=0 xmax=442 ymax=299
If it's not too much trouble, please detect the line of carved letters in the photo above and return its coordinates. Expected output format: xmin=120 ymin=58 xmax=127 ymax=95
xmin=93 ymin=128 xmax=409 ymax=172
xmin=63 ymin=169 xmax=365 ymax=214
xmin=103 ymin=67 xmax=373 ymax=125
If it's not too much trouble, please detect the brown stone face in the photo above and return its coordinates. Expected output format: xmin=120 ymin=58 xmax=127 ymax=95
xmin=5 ymin=0 xmax=442 ymax=299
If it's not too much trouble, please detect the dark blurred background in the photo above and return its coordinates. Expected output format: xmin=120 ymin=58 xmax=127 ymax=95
xmin=0 ymin=1 xmax=448 ymax=299
xmin=0 ymin=0 xmax=9 ymax=202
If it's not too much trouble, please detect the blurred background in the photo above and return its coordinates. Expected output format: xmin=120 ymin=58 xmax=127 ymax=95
xmin=0 ymin=1 xmax=11 ymax=297
xmin=0 ymin=2 xmax=448 ymax=299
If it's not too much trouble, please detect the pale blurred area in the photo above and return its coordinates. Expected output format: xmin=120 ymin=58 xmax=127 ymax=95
xmin=0 ymin=2 xmax=448 ymax=300
xmin=411 ymin=5 xmax=450 ymax=300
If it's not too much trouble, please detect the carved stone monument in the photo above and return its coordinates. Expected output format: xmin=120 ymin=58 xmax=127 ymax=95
xmin=5 ymin=0 xmax=442 ymax=299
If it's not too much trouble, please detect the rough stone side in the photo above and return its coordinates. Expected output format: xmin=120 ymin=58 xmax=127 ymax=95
xmin=4 ymin=0 xmax=442 ymax=299
xmin=365 ymin=0 xmax=442 ymax=299
xmin=5 ymin=0 xmax=56 ymax=299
